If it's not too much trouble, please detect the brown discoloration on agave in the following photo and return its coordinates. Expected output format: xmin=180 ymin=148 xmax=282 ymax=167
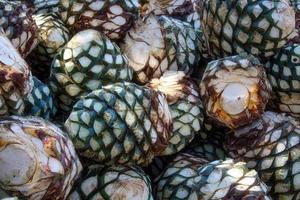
xmin=148 ymin=71 xmax=203 ymax=155
xmin=149 ymin=71 xmax=199 ymax=104
xmin=0 ymin=116 xmax=82 ymax=200
xmin=149 ymin=90 xmax=173 ymax=154
xmin=0 ymin=35 xmax=32 ymax=116
xmin=0 ymin=0 xmax=38 ymax=57
xmin=59 ymin=0 xmax=140 ymax=40
xmin=147 ymin=0 xmax=194 ymax=16
xmin=200 ymin=54 xmax=271 ymax=129
xmin=122 ymin=14 xmax=201 ymax=84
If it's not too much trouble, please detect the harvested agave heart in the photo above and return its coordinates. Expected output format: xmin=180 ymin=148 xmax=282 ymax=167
xmin=0 ymin=0 xmax=38 ymax=57
xmin=201 ymin=0 xmax=296 ymax=58
xmin=200 ymin=54 xmax=271 ymax=129
xmin=148 ymin=71 xmax=204 ymax=155
xmin=0 ymin=34 xmax=32 ymax=116
xmin=49 ymin=29 xmax=132 ymax=112
xmin=265 ymin=43 xmax=300 ymax=117
xmin=24 ymin=76 xmax=57 ymax=120
xmin=0 ymin=116 xmax=82 ymax=200
xmin=225 ymin=111 xmax=300 ymax=200
xmin=59 ymin=0 xmax=140 ymax=40
xmin=24 ymin=0 xmax=59 ymax=14
xmin=155 ymin=153 xmax=271 ymax=200
xmin=27 ymin=13 xmax=70 ymax=81
xmin=64 ymin=82 xmax=172 ymax=166
xmin=68 ymin=165 xmax=153 ymax=200
xmin=121 ymin=14 xmax=201 ymax=84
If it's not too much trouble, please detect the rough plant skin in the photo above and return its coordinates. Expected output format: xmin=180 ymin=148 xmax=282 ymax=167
xmin=59 ymin=0 xmax=140 ymax=40
xmin=290 ymin=0 xmax=300 ymax=43
xmin=225 ymin=111 xmax=300 ymax=200
xmin=155 ymin=153 xmax=270 ymax=200
xmin=201 ymin=0 xmax=296 ymax=58
xmin=0 ymin=0 xmax=38 ymax=57
xmin=265 ymin=43 xmax=300 ymax=117
xmin=148 ymin=71 xmax=204 ymax=155
xmin=24 ymin=76 xmax=57 ymax=120
xmin=0 ymin=35 xmax=32 ymax=116
xmin=65 ymin=82 xmax=172 ymax=166
xmin=68 ymin=165 xmax=153 ymax=200
xmin=49 ymin=29 xmax=132 ymax=112
xmin=24 ymin=0 xmax=60 ymax=14
xmin=27 ymin=13 xmax=70 ymax=81
xmin=147 ymin=0 xmax=194 ymax=16
xmin=121 ymin=14 xmax=201 ymax=84
xmin=200 ymin=54 xmax=271 ymax=129
xmin=0 ymin=116 xmax=82 ymax=200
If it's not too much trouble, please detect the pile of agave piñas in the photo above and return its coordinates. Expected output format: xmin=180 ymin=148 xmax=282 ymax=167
xmin=2 ymin=0 xmax=300 ymax=199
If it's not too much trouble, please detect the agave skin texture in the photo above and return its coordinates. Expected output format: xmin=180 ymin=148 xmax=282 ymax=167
xmin=121 ymin=14 xmax=201 ymax=84
xmin=155 ymin=153 xmax=270 ymax=200
xmin=201 ymin=0 xmax=296 ymax=58
xmin=0 ymin=34 xmax=33 ymax=116
xmin=65 ymin=82 xmax=172 ymax=166
xmin=225 ymin=111 xmax=300 ymax=200
xmin=0 ymin=0 xmax=38 ymax=57
xmin=24 ymin=76 xmax=57 ymax=120
xmin=59 ymin=0 xmax=140 ymax=40
xmin=49 ymin=29 xmax=132 ymax=112
xmin=68 ymin=165 xmax=153 ymax=200
xmin=265 ymin=43 xmax=300 ymax=117
xmin=200 ymin=54 xmax=271 ymax=129
xmin=0 ymin=116 xmax=82 ymax=200
xmin=148 ymin=71 xmax=204 ymax=155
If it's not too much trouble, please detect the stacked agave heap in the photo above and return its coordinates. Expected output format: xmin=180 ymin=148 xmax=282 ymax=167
xmin=2 ymin=0 xmax=300 ymax=199
xmin=0 ymin=0 xmax=38 ymax=57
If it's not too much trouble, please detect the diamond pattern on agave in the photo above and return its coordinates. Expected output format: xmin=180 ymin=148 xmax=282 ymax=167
xmin=147 ymin=0 xmax=194 ymax=16
xmin=59 ymin=0 xmax=140 ymax=40
xmin=68 ymin=165 xmax=153 ymax=200
xmin=122 ymin=14 xmax=201 ymax=84
xmin=200 ymin=54 xmax=271 ymax=129
xmin=49 ymin=29 xmax=132 ymax=112
xmin=0 ymin=35 xmax=32 ymax=116
xmin=225 ymin=111 xmax=300 ymax=200
xmin=0 ymin=0 xmax=38 ymax=57
xmin=27 ymin=13 xmax=70 ymax=81
xmin=24 ymin=76 xmax=57 ymax=120
xmin=65 ymin=82 xmax=172 ymax=166
xmin=201 ymin=0 xmax=296 ymax=58
xmin=148 ymin=71 xmax=204 ymax=155
xmin=265 ymin=43 xmax=300 ymax=117
xmin=155 ymin=153 xmax=270 ymax=200
xmin=0 ymin=116 xmax=82 ymax=200
xmin=24 ymin=0 xmax=60 ymax=14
